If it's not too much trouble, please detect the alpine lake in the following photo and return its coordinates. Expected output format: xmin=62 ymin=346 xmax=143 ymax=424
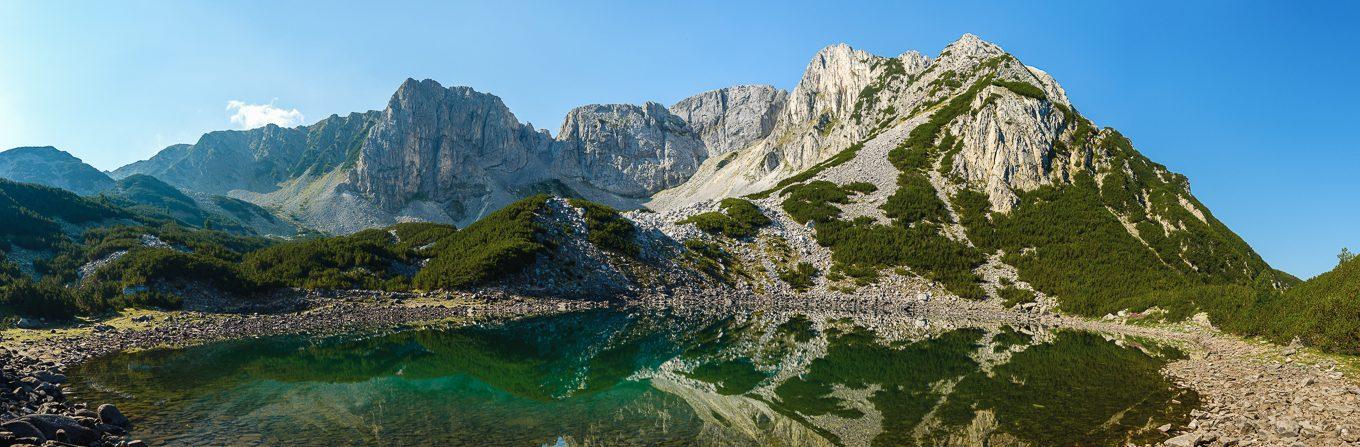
xmin=67 ymin=306 xmax=1199 ymax=446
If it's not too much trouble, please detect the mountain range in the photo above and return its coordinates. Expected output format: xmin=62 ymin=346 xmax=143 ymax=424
xmin=4 ymin=34 xmax=1355 ymax=353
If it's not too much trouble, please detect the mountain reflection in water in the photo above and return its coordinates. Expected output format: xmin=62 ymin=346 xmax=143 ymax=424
xmin=69 ymin=307 xmax=1198 ymax=446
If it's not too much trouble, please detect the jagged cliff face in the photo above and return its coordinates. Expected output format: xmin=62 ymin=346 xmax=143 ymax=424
xmin=0 ymin=146 xmax=114 ymax=195
xmin=349 ymin=79 xmax=556 ymax=220
xmin=647 ymin=43 xmax=937 ymax=207
xmin=552 ymin=102 xmax=706 ymax=198
xmin=650 ymin=34 xmax=1082 ymax=211
xmin=114 ymin=79 xmax=723 ymax=233
xmin=669 ymin=85 xmax=787 ymax=157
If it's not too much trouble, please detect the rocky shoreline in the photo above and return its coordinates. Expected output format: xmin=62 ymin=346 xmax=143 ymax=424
xmin=0 ymin=289 xmax=607 ymax=447
xmin=1 ymin=288 xmax=1356 ymax=447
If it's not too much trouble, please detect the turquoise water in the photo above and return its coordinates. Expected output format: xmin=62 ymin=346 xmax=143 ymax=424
xmin=69 ymin=309 xmax=1198 ymax=446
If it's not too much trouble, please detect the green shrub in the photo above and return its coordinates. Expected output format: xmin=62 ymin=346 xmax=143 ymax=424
xmin=882 ymin=172 xmax=948 ymax=224
xmin=748 ymin=141 xmax=868 ymax=200
xmin=0 ymin=278 xmax=78 ymax=319
xmin=388 ymin=222 xmax=458 ymax=252
xmin=822 ymin=221 xmax=986 ymax=299
xmin=242 ymin=229 xmax=408 ymax=290
xmin=414 ymin=195 xmax=550 ymax=289
xmin=992 ymin=80 xmax=1047 ymax=100
xmin=679 ymin=198 xmax=771 ymax=239
xmin=780 ymin=181 xmax=861 ymax=224
xmin=0 ymin=179 xmax=125 ymax=252
xmin=779 ymin=262 xmax=819 ymax=291
xmin=1219 ymin=256 xmax=1360 ymax=354
xmin=842 ymin=182 xmax=878 ymax=194
xmin=569 ymin=199 xmax=639 ymax=256
xmin=683 ymin=239 xmax=736 ymax=280
xmin=998 ymin=286 xmax=1035 ymax=308
xmin=93 ymin=248 xmax=257 ymax=295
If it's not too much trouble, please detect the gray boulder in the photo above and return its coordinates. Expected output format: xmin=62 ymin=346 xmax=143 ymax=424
xmin=18 ymin=414 xmax=96 ymax=445
xmin=1 ymin=420 xmax=45 ymax=442
xmin=97 ymin=403 xmax=129 ymax=428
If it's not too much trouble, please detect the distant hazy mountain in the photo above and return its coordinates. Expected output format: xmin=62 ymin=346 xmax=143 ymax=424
xmin=102 ymin=174 xmax=303 ymax=236
xmin=0 ymin=146 xmax=115 ymax=195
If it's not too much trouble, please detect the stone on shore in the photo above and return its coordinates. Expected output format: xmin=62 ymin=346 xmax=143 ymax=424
xmin=97 ymin=403 xmax=129 ymax=428
xmin=0 ymin=420 xmax=45 ymax=442
xmin=1164 ymin=432 xmax=1201 ymax=447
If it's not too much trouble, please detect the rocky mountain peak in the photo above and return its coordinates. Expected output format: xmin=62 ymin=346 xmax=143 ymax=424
xmin=941 ymin=33 xmax=1006 ymax=59
xmin=349 ymin=78 xmax=555 ymax=218
xmin=787 ymin=43 xmax=879 ymax=123
xmin=897 ymin=50 xmax=932 ymax=73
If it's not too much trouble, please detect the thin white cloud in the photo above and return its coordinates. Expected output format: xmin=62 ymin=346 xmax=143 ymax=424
xmin=225 ymin=100 xmax=304 ymax=129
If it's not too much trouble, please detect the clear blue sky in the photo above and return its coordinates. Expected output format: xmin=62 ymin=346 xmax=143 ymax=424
xmin=1 ymin=1 xmax=1355 ymax=278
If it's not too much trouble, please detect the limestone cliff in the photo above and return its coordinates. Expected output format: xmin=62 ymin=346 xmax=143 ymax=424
xmin=668 ymin=85 xmax=787 ymax=157
xmin=348 ymin=79 xmax=556 ymax=221
xmin=552 ymin=102 xmax=706 ymax=198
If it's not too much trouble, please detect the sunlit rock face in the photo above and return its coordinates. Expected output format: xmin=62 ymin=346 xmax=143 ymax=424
xmin=551 ymin=102 xmax=707 ymax=198
xmin=669 ymin=85 xmax=788 ymax=157
xmin=349 ymin=79 xmax=556 ymax=220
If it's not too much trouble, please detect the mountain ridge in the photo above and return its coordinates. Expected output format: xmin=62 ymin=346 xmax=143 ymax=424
xmin=0 ymin=146 xmax=116 ymax=195
xmin=7 ymin=33 xmax=1358 ymax=357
